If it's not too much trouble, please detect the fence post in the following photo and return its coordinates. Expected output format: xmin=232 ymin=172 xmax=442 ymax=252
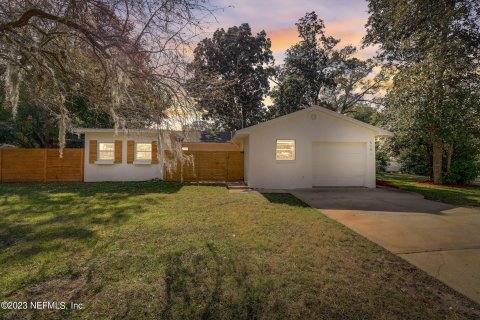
xmin=227 ymin=151 xmax=230 ymax=181
xmin=80 ymin=149 xmax=84 ymax=182
xmin=43 ymin=149 xmax=47 ymax=182
xmin=195 ymin=152 xmax=199 ymax=182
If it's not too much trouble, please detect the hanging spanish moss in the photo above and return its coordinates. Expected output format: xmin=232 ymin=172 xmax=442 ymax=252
xmin=110 ymin=106 xmax=121 ymax=135
xmin=0 ymin=0 xmax=211 ymax=171
xmin=58 ymin=97 xmax=69 ymax=158
xmin=4 ymin=63 xmax=22 ymax=118
xmin=109 ymin=65 xmax=130 ymax=135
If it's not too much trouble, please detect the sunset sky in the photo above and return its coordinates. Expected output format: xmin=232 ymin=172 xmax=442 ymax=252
xmin=205 ymin=0 xmax=376 ymax=63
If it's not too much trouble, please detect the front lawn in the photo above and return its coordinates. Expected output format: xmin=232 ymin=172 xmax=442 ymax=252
xmin=378 ymin=173 xmax=480 ymax=207
xmin=0 ymin=182 xmax=478 ymax=319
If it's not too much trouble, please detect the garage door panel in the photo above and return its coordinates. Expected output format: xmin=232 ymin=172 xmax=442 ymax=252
xmin=317 ymin=154 xmax=363 ymax=167
xmin=313 ymin=142 xmax=366 ymax=187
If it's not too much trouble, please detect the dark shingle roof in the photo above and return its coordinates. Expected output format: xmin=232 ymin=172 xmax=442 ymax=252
xmin=181 ymin=131 xmax=235 ymax=143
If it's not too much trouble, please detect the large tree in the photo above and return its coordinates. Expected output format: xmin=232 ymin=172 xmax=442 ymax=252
xmin=270 ymin=12 xmax=385 ymax=117
xmin=187 ymin=23 xmax=274 ymax=131
xmin=270 ymin=12 xmax=337 ymax=116
xmin=364 ymin=0 xmax=480 ymax=184
xmin=0 ymin=0 xmax=210 ymax=154
xmin=321 ymin=46 xmax=387 ymax=114
xmin=381 ymin=62 xmax=480 ymax=183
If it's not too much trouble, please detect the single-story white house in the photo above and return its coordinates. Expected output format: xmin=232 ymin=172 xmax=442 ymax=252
xmin=77 ymin=106 xmax=392 ymax=187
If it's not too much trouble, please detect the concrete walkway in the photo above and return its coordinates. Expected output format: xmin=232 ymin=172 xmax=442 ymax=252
xmin=290 ymin=188 xmax=480 ymax=305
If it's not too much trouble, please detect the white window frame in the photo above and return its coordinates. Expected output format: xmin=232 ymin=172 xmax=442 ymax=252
xmin=134 ymin=142 xmax=152 ymax=164
xmin=96 ymin=142 xmax=115 ymax=163
xmin=276 ymin=139 xmax=295 ymax=161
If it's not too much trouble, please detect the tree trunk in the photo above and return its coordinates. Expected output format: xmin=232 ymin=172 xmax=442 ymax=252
xmin=424 ymin=144 xmax=434 ymax=181
xmin=446 ymin=144 xmax=453 ymax=171
xmin=241 ymin=105 xmax=246 ymax=129
xmin=432 ymin=140 xmax=443 ymax=184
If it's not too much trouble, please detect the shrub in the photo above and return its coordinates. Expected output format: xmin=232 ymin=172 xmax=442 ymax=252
xmin=398 ymin=145 xmax=431 ymax=176
xmin=376 ymin=150 xmax=388 ymax=173
xmin=443 ymin=158 xmax=479 ymax=185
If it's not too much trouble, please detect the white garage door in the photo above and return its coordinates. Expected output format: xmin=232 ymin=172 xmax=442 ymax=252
xmin=312 ymin=142 xmax=366 ymax=187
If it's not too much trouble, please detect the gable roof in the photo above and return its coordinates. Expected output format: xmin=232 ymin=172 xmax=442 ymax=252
xmin=233 ymin=106 xmax=393 ymax=138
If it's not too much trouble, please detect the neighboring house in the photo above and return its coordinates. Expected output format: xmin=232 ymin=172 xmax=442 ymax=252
xmin=0 ymin=144 xmax=17 ymax=148
xmin=233 ymin=106 xmax=392 ymax=189
xmin=386 ymin=157 xmax=401 ymax=173
xmin=77 ymin=106 xmax=392 ymax=187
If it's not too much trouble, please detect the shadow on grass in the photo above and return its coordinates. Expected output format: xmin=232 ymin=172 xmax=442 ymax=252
xmin=0 ymin=180 xmax=183 ymax=196
xmin=0 ymin=182 xmax=184 ymax=298
xmin=261 ymin=193 xmax=310 ymax=207
xmin=380 ymin=173 xmax=427 ymax=183
xmin=0 ymin=181 xmax=180 ymax=252
xmin=380 ymin=173 xmax=480 ymax=207
xmin=160 ymin=243 xmax=268 ymax=320
xmin=402 ymin=185 xmax=480 ymax=207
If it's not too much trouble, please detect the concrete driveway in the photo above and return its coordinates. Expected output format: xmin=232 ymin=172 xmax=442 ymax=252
xmin=290 ymin=187 xmax=480 ymax=305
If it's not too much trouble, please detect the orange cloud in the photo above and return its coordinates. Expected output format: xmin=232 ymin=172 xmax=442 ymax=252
xmin=326 ymin=17 xmax=367 ymax=44
xmin=266 ymin=27 xmax=299 ymax=53
xmin=264 ymin=17 xmax=373 ymax=59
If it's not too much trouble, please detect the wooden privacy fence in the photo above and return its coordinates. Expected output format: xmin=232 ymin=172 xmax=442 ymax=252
xmin=164 ymin=151 xmax=243 ymax=182
xmin=0 ymin=149 xmax=84 ymax=182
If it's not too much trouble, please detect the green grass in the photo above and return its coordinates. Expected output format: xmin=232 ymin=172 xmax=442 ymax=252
xmin=0 ymin=182 xmax=478 ymax=319
xmin=378 ymin=173 xmax=480 ymax=207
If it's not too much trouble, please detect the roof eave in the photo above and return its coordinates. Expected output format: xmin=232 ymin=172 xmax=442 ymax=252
xmin=73 ymin=128 xmax=158 ymax=134
xmin=232 ymin=106 xmax=394 ymax=138
xmin=375 ymin=130 xmax=394 ymax=137
xmin=232 ymin=131 xmax=249 ymax=138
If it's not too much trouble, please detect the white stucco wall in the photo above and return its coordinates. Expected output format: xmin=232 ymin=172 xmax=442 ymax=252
xmin=84 ymin=132 xmax=162 ymax=182
xmin=243 ymin=109 xmax=377 ymax=189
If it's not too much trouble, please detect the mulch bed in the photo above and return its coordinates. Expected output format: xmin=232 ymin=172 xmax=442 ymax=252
xmin=376 ymin=179 xmax=400 ymax=189
xmin=416 ymin=181 xmax=479 ymax=189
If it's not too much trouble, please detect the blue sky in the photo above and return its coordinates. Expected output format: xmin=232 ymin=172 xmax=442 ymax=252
xmin=204 ymin=0 xmax=376 ymax=62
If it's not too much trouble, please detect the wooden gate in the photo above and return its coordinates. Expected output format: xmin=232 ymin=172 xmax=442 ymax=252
xmin=0 ymin=148 xmax=84 ymax=182
xmin=164 ymin=151 xmax=243 ymax=182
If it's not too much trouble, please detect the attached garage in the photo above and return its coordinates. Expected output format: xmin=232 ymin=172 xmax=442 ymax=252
xmin=233 ymin=106 xmax=392 ymax=189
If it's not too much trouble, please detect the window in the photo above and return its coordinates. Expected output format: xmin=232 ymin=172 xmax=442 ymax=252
xmin=98 ymin=142 xmax=114 ymax=160
xmin=276 ymin=140 xmax=295 ymax=161
xmin=136 ymin=143 xmax=152 ymax=160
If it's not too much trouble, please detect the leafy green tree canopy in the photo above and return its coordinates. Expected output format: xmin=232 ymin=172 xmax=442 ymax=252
xmin=270 ymin=12 xmax=385 ymax=117
xmin=0 ymin=0 xmax=211 ymax=152
xmin=0 ymin=96 xmax=112 ymax=148
xmin=364 ymin=0 xmax=480 ymax=183
xmin=187 ymin=24 xmax=274 ymax=131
